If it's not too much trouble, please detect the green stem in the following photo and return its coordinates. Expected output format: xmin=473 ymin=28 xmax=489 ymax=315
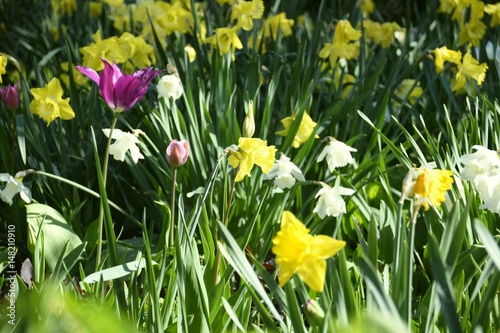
xmin=393 ymin=203 xmax=403 ymax=275
xmin=407 ymin=219 xmax=417 ymax=330
xmin=214 ymin=171 xmax=237 ymax=286
xmin=170 ymin=167 xmax=178 ymax=247
xmin=96 ymin=114 xmax=119 ymax=270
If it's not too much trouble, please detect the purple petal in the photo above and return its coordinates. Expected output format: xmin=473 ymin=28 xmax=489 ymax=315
xmin=75 ymin=66 xmax=100 ymax=85
xmin=114 ymin=75 xmax=144 ymax=110
xmin=100 ymin=61 xmax=119 ymax=109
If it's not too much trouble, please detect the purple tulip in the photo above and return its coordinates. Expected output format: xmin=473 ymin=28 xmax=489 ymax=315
xmin=0 ymin=83 xmax=19 ymax=110
xmin=76 ymin=59 xmax=161 ymax=112
xmin=166 ymin=140 xmax=189 ymax=167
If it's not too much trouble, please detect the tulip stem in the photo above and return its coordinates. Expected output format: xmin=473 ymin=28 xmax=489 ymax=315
xmin=96 ymin=113 xmax=119 ymax=270
xmin=170 ymin=167 xmax=177 ymax=247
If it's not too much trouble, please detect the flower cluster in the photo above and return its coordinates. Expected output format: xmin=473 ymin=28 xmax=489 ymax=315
xmin=433 ymin=45 xmax=488 ymax=93
xmin=319 ymin=20 xmax=361 ymax=68
xmin=460 ymin=145 xmax=500 ymax=214
xmin=80 ymin=30 xmax=155 ymax=71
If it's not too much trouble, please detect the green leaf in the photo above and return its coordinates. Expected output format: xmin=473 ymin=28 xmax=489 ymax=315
xmin=82 ymin=258 xmax=155 ymax=284
xmin=26 ymin=203 xmax=83 ymax=272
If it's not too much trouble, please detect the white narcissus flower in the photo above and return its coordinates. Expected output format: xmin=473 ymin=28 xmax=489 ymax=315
xmin=460 ymin=145 xmax=500 ymax=183
xmin=103 ymin=129 xmax=144 ymax=164
xmin=0 ymin=173 xmax=32 ymax=205
xmin=313 ymin=182 xmax=355 ymax=219
xmin=317 ymin=139 xmax=357 ymax=173
xmin=157 ymin=74 xmax=183 ymax=100
xmin=263 ymin=153 xmax=305 ymax=189
xmin=475 ymin=174 xmax=500 ymax=214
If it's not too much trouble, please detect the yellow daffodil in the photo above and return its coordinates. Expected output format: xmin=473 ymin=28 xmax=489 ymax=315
xmin=394 ymin=79 xmax=423 ymax=106
xmin=51 ymin=0 xmax=77 ymax=16
xmin=437 ymin=0 xmax=456 ymax=15
xmin=205 ymin=26 xmax=243 ymax=60
xmin=80 ymin=30 xmax=130 ymax=70
xmin=272 ymin=211 xmax=346 ymax=292
xmin=360 ymin=0 xmax=375 ymax=15
xmin=453 ymin=48 xmax=488 ymax=92
xmin=458 ymin=19 xmax=486 ymax=46
xmin=362 ymin=20 xmax=403 ymax=48
xmin=263 ymin=12 xmax=294 ymax=38
xmin=118 ymin=32 xmax=155 ymax=68
xmin=319 ymin=20 xmax=361 ymax=67
xmin=231 ymin=0 xmax=265 ymax=31
xmin=406 ymin=167 xmax=454 ymax=211
xmin=0 ymin=54 xmax=7 ymax=84
xmin=29 ymin=78 xmax=75 ymax=126
xmin=59 ymin=62 xmax=88 ymax=88
xmin=184 ymin=44 xmax=197 ymax=62
xmin=101 ymin=0 xmax=124 ymax=6
xmin=433 ymin=46 xmax=462 ymax=73
xmin=228 ymin=137 xmax=277 ymax=182
xmin=276 ymin=112 xmax=318 ymax=148
xmin=485 ymin=3 xmax=500 ymax=27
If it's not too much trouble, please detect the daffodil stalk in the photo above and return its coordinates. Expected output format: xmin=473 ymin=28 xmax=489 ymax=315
xmin=96 ymin=112 xmax=119 ymax=269
xmin=214 ymin=168 xmax=237 ymax=286
xmin=407 ymin=212 xmax=417 ymax=332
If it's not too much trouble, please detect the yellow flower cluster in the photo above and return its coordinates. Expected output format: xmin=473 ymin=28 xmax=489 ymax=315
xmin=205 ymin=10 xmax=295 ymax=60
xmin=438 ymin=0 xmax=500 ymax=46
xmin=433 ymin=45 xmax=488 ymax=93
xmin=80 ymin=30 xmax=155 ymax=71
xmin=319 ymin=20 xmax=361 ymax=68
xmin=51 ymin=0 xmax=77 ymax=17
xmin=362 ymin=20 xmax=404 ymax=48
xmin=230 ymin=0 xmax=265 ymax=31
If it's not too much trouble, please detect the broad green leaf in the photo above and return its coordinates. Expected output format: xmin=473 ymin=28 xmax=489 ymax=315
xmin=26 ymin=203 xmax=83 ymax=272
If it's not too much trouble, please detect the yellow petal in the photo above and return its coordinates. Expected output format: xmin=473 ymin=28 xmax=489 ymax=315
xmin=297 ymin=257 xmax=326 ymax=292
xmin=311 ymin=236 xmax=346 ymax=259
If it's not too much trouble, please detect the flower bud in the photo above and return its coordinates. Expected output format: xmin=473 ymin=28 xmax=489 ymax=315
xmin=304 ymin=299 xmax=325 ymax=328
xmin=242 ymin=100 xmax=255 ymax=138
xmin=166 ymin=139 xmax=189 ymax=167
xmin=0 ymin=83 xmax=19 ymax=110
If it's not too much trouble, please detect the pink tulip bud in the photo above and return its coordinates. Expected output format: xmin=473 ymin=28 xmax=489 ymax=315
xmin=0 ymin=83 xmax=19 ymax=110
xmin=166 ymin=140 xmax=189 ymax=167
